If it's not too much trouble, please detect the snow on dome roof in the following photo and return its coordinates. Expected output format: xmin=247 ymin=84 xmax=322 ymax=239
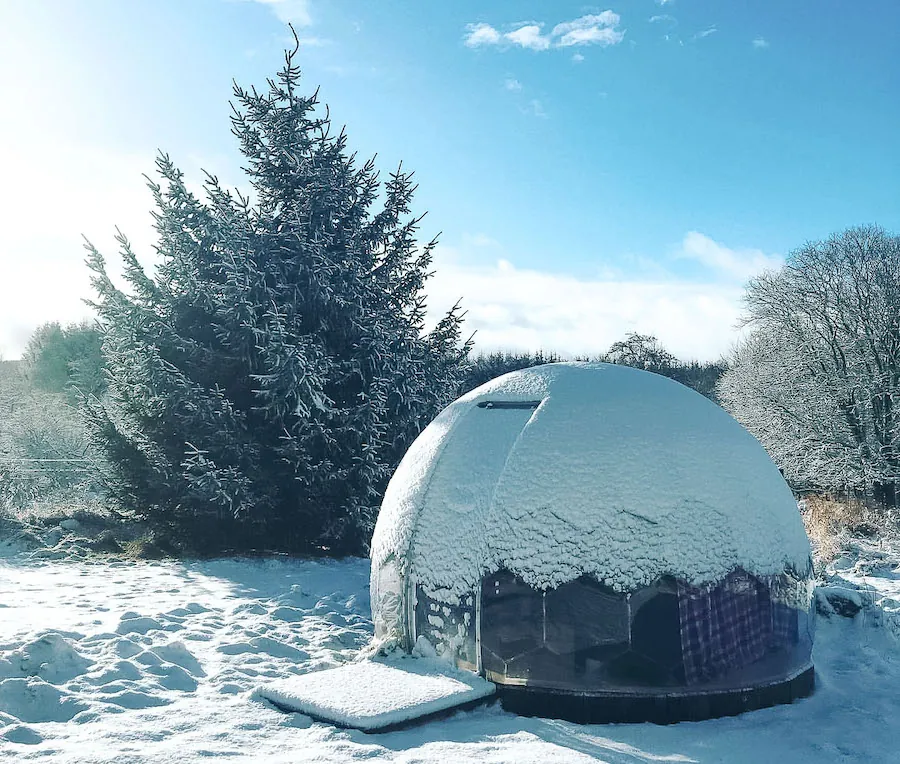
xmin=371 ymin=362 xmax=811 ymax=606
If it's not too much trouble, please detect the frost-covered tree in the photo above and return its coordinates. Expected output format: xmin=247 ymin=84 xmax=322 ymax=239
xmin=83 ymin=39 xmax=470 ymax=553
xmin=22 ymin=321 xmax=105 ymax=399
xmin=459 ymin=350 xmax=563 ymax=394
xmin=603 ymin=332 xmax=676 ymax=372
xmin=718 ymin=225 xmax=900 ymax=505
xmin=601 ymin=334 xmax=726 ymax=400
xmin=0 ymin=360 xmax=98 ymax=514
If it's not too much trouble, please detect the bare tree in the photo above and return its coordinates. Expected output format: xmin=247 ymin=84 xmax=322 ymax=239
xmin=719 ymin=225 xmax=900 ymax=505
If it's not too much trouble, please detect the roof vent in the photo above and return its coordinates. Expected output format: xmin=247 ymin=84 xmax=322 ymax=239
xmin=476 ymin=400 xmax=542 ymax=410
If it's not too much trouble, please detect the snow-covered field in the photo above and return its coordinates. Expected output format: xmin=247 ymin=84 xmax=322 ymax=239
xmin=1 ymin=534 xmax=900 ymax=762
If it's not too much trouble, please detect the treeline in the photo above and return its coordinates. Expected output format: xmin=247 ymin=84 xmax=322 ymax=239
xmin=20 ymin=320 xmax=105 ymax=400
xmin=459 ymin=338 xmax=726 ymax=402
xmin=0 ymin=355 xmax=98 ymax=516
xmin=23 ymin=328 xmax=725 ymax=412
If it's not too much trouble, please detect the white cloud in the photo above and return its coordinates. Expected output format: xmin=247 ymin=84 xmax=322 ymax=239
xmin=463 ymin=13 xmax=625 ymax=51
xmin=571 ymin=53 xmax=585 ymax=63
xmin=694 ymin=25 xmax=718 ymax=40
xmin=297 ymin=36 xmax=330 ymax=47
xmin=504 ymin=77 xmax=523 ymax=91
xmin=464 ymin=22 xmax=502 ymax=47
xmin=752 ymin=37 xmax=770 ymax=49
xmin=552 ymin=12 xmax=623 ymax=47
xmin=656 ymin=0 xmax=675 ymax=5
xmin=649 ymin=14 xmax=675 ymax=24
xmin=420 ymin=232 xmax=784 ymax=361
xmin=244 ymin=0 xmax=312 ymax=26
xmin=676 ymin=231 xmax=782 ymax=282
xmin=464 ymin=233 xmax=502 ymax=248
xmin=425 ymin=242 xmax=757 ymax=362
xmin=522 ymin=99 xmax=548 ymax=118
xmin=505 ymin=24 xmax=552 ymax=51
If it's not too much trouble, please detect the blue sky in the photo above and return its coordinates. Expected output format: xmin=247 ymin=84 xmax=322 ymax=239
xmin=1 ymin=0 xmax=897 ymax=360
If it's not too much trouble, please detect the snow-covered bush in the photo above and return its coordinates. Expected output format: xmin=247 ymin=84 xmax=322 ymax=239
xmin=0 ymin=361 xmax=99 ymax=517
xmin=83 ymin=40 xmax=470 ymax=555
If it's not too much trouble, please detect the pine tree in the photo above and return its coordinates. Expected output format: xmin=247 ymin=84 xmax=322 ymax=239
xmin=84 ymin=37 xmax=470 ymax=554
xmin=458 ymin=350 xmax=563 ymax=395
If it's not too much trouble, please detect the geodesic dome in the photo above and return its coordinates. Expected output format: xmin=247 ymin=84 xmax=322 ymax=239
xmin=370 ymin=363 xmax=815 ymax=722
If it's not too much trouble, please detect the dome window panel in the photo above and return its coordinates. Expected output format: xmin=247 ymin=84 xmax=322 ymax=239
xmin=480 ymin=571 xmax=544 ymax=670
xmin=544 ymin=577 xmax=629 ymax=655
xmin=414 ymin=586 xmax=477 ymax=670
xmin=629 ymin=588 xmax=683 ymax=674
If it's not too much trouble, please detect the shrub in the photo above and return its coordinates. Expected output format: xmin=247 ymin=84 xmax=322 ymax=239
xmin=800 ymin=494 xmax=893 ymax=564
xmin=0 ymin=361 xmax=98 ymax=516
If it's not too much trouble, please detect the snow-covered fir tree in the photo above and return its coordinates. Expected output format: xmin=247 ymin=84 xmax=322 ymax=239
xmin=84 ymin=39 xmax=470 ymax=553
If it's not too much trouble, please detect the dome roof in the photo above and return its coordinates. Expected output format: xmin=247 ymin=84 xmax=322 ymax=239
xmin=371 ymin=362 xmax=811 ymax=602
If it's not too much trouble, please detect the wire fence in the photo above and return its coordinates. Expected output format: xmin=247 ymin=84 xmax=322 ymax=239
xmin=0 ymin=458 xmax=102 ymax=513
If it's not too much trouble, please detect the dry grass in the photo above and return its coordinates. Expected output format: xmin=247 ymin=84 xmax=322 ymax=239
xmin=800 ymin=494 xmax=888 ymax=563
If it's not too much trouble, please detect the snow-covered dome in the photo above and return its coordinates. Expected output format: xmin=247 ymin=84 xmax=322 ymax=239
xmin=371 ymin=362 xmax=811 ymax=636
xmin=370 ymin=363 xmax=815 ymax=721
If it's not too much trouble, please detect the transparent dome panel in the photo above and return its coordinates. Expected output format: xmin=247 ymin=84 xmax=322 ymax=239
xmin=480 ymin=571 xmax=544 ymax=681
xmin=479 ymin=567 xmax=813 ymax=693
xmin=372 ymin=559 xmax=403 ymax=641
xmin=674 ymin=568 xmax=814 ymax=691
xmin=480 ymin=571 xmax=630 ymax=687
xmin=414 ymin=586 xmax=477 ymax=670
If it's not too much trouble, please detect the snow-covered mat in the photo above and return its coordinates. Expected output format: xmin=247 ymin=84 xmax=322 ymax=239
xmin=255 ymin=657 xmax=495 ymax=732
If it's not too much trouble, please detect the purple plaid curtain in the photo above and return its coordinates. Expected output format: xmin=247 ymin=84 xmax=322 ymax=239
xmin=677 ymin=570 xmax=795 ymax=685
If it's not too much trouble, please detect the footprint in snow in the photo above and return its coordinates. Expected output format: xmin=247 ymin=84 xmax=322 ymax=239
xmin=0 ymin=677 xmax=87 ymax=722
xmin=217 ymin=637 xmax=310 ymax=661
xmin=151 ymin=641 xmax=205 ymax=677
xmin=112 ymin=637 xmax=143 ymax=659
xmin=116 ymin=616 xmax=165 ymax=636
xmin=1 ymin=724 xmax=43 ymax=745
xmin=3 ymin=633 xmax=93 ymax=684
xmin=98 ymin=688 xmax=170 ymax=710
xmin=146 ymin=663 xmax=199 ymax=692
xmin=271 ymin=606 xmax=305 ymax=622
xmin=231 ymin=603 xmax=267 ymax=616
xmin=84 ymin=659 xmax=144 ymax=686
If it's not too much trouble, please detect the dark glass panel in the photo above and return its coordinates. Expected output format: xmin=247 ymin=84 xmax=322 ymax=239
xmin=545 ymin=577 xmax=629 ymax=654
xmin=631 ymin=590 xmax=683 ymax=675
xmin=480 ymin=571 xmax=544 ymax=676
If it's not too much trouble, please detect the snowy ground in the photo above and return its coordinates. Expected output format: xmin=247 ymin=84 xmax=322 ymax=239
xmin=1 ymin=531 xmax=900 ymax=762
